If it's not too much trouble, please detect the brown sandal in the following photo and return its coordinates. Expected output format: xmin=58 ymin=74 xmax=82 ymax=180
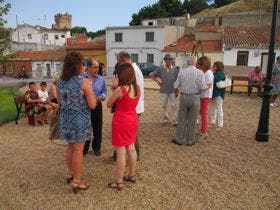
xmin=71 ymin=180 xmax=90 ymax=193
xmin=108 ymin=182 xmax=123 ymax=191
xmin=123 ymin=175 xmax=136 ymax=183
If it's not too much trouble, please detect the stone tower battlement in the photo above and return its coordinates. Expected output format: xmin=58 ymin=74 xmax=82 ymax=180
xmin=52 ymin=13 xmax=72 ymax=30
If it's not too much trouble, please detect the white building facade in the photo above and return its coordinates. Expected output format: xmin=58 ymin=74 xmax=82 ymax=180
xmin=32 ymin=60 xmax=63 ymax=79
xmin=223 ymin=48 xmax=280 ymax=74
xmin=106 ymin=25 xmax=184 ymax=75
xmin=11 ymin=24 xmax=71 ymax=47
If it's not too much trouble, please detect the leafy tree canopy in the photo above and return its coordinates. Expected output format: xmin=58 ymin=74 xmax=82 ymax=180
xmin=71 ymin=26 xmax=105 ymax=40
xmin=214 ymin=0 xmax=236 ymax=8
xmin=130 ymin=0 xmax=236 ymax=25
xmin=70 ymin=26 xmax=87 ymax=35
xmin=0 ymin=0 xmax=11 ymax=67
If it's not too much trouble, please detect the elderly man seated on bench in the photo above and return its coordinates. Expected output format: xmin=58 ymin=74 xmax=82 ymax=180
xmin=25 ymin=81 xmax=48 ymax=126
xmin=248 ymin=66 xmax=263 ymax=98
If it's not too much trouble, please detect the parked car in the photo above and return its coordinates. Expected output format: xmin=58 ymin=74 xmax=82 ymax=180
xmin=137 ymin=63 xmax=159 ymax=76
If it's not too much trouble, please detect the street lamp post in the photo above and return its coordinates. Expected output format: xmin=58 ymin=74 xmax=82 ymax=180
xmin=255 ymin=0 xmax=279 ymax=142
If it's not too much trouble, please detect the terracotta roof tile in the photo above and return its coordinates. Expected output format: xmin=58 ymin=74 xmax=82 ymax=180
xmin=11 ymin=47 xmax=66 ymax=61
xmin=224 ymin=25 xmax=280 ymax=48
xmin=196 ymin=24 xmax=222 ymax=32
xmin=164 ymin=35 xmax=222 ymax=53
xmin=66 ymin=40 xmax=105 ymax=50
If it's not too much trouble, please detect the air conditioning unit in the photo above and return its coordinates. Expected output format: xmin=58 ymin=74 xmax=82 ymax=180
xmin=253 ymin=50 xmax=260 ymax=57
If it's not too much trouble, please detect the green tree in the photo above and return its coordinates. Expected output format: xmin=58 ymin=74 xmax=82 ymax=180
xmin=214 ymin=0 xmax=236 ymax=7
xmin=183 ymin=0 xmax=210 ymax=15
xmin=70 ymin=26 xmax=87 ymax=35
xmin=129 ymin=0 xmax=184 ymax=26
xmin=0 ymin=0 xmax=11 ymax=69
xmin=87 ymin=29 xmax=106 ymax=39
xmin=158 ymin=0 xmax=185 ymax=16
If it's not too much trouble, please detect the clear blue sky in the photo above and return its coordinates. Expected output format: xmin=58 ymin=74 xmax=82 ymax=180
xmin=6 ymin=0 xmax=159 ymax=31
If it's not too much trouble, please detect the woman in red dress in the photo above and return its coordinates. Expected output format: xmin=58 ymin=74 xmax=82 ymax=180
xmin=107 ymin=63 xmax=140 ymax=191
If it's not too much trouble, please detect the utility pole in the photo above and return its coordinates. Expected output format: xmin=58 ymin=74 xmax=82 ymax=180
xmin=16 ymin=15 xmax=19 ymax=42
xmin=255 ymin=0 xmax=279 ymax=142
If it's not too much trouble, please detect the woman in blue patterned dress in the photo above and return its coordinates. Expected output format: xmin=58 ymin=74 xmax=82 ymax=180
xmin=58 ymin=52 xmax=96 ymax=193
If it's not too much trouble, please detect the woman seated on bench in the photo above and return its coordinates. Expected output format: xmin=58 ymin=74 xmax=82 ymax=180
xmin=25 ymin=81 xmax=48 ymax=126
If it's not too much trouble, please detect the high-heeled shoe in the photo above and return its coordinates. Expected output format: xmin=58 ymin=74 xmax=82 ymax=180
xmin=71 ymin=180 xmax=90 ymax=193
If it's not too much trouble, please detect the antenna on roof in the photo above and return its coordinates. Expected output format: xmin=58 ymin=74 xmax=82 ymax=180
xmin=16 ymin=15 xmax=19 ymax=42
xmin=44 ymin=15 xmax=46 ymax=26
xmin=259 ymin=0 xmax=263 ymax=25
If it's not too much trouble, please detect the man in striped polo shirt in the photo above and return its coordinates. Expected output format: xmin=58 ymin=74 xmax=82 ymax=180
xmin=172 ymin=56 xmax=208 ymax=146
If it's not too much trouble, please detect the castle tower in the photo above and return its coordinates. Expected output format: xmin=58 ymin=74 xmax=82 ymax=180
xmin=52 ymin=13 xmax=72 ymax=30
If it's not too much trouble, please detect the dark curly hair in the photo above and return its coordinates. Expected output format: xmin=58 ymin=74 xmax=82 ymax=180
xmin=60 ymin=52 xmax=84 ymax=81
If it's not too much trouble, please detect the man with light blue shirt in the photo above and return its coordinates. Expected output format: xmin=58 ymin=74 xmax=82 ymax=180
xmin=83 ymin=59 xmax=107 ymax=156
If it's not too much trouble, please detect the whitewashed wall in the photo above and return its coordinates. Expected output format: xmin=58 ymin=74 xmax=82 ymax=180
xmin=32 ymin=61 xmax=62 ymax=78
xmin=11 ymin=25 xmax=70 ymax=46
xmin=106 ymin=26 xmax=165 ymax=75
xmin=224 ymin=48 xmax=280 ymax=67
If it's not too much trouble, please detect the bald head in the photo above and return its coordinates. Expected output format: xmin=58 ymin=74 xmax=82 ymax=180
xmin=188 ymin=56 xmax=197 ymax=66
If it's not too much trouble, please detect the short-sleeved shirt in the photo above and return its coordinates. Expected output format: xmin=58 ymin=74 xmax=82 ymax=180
xmin=153 ymin=66 xmax=179 ymax=94
xmin=200 ymin=70 xmax=214 ymax=98
xmin=174 ymin=65 xmax=207 ymax=94
xmin=248 ymin=69 xmax=263 ymax=82
xmin=38 ymin=89 xmax=49 ymax=102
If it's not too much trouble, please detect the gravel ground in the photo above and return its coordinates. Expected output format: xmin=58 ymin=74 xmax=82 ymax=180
xmin=0 ymin=90 xmax=279 ymax=209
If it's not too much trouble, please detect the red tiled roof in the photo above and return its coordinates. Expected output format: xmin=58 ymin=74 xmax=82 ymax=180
xmin=11 ymin=47 xmax=66 ymax=61
xmin=13 ymin=24 xmax=58 ymax=33
xmin=164 ymin=35 xmax=222 ymax=53
xmin=224 ymin=25 xmax=280 ymax=48
xmin=66 ymin=40 xmax=105 ymax=50
xmin=196 ymin=24 xmax=222 ymax=33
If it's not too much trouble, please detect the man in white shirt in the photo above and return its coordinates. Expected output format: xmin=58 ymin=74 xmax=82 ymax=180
xmin=172 ymin=56 xmax=208 ymax=146
xmin=38 ymin=82 xmax=58 ymax=123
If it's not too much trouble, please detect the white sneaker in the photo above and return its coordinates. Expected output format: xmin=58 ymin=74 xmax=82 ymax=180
xmin=270 ymin=103 xmax=275 ymax=107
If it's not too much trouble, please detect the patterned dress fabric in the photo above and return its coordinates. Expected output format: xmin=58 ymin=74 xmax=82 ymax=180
xmin=58 ymin=76 xmax=91 ymax=142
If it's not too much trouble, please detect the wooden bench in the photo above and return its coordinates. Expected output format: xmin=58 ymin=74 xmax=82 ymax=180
xmin=14 ymin=96 xmax=35 ymax=126
xmin=230 ymin=76 xmax=249 ymax=94
xmin=230 ymin=76 xmax=266 ymax=94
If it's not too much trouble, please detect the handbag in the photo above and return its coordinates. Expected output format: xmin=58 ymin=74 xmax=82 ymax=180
xmin=216 ymin=76 xmax=232 ymax=89
xmin=49 ymin=112 xmax=60 ymax=140
xmin=49 ymin=112 xmax=66 ymax=146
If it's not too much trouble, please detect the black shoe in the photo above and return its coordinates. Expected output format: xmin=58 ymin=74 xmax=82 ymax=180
xmin=187 ymin=141 xmax=195 ymax=146
xmin=94 ymin=150 xmax=101 ymax=156
xmin=171 ymin=139 xmax=183 ymax=146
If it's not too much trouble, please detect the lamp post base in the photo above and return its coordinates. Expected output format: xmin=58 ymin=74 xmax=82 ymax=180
xmin=255 ymin=132 xmax=269 ymax=142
